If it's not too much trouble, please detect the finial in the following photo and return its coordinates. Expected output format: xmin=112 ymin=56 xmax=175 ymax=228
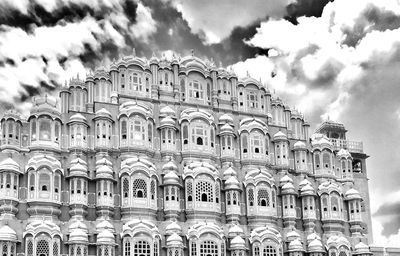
xmin=246 ymin=70 xmax=250 ymax=77
xmin=219 ymin=61 xmax=223 ymax=68
xmin=132 ymin=48 xmax=136 ymax=57
xmin=191 ymin=49 xmax=194 ymax=56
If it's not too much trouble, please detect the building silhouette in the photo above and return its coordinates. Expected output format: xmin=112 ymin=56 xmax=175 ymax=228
xmin=0 ymin=52 xmax=382 ymax=256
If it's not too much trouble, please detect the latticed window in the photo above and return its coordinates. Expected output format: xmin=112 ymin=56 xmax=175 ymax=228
xmin=215 ymin=182 xmax=220 ymax=203
xmin=123 ymin=178 xmax=129 ymax=198
xmin=134 ymin=241 xmax=151 ymax=256
xmin=104 ymin=246 xmax=109 ymax=256
xmin=191 ymin=242 xmax=196 ymax=256
xmin=257 ymin=189 xmax=269 ymax=207
xmin=187 ymin=180 xmax=193 ymax=201
xmin=191 ymin=122 xmax=208 ymax=146
xmin=248 ymin=188 xmax=254 ymax=206
xmin=233 ymin=191 xmax=238 ymax=205
xmin=124 ymin=240 xmax=131 ymax=256
xmin=83 ymin=247 xmax=88 ymax=256
xmin=133 ymin=179 xmax=147 ymax=198
xmin=153 ymin=241 xmax=158 ymax=256
xmin=263 ymin=246 xmax=276 ymax=256
xmin=200 ymin=241 xmax=218 ymax=256
xmin=36 ymin=239 xmax=49 ymax=256
xmin=27 ymin=239 xmax=34 ymax=256
xmin=150 ymin=180 xmax=156 ymax=200
xmin=2 ymin=243 xmax=8 ymax=256
xmin=53 ymin=241 xmax=59 ymax=256
xmin=196 ymin=181 xmax=213 ymax=202
xmin=254 ymin=247 xmax=260 ymax=256
xmin=226 ymin=191 xmax=231 ymax=205
xmin=271 ymin=190 xmax=276 ymax=208
xmin=77 ymin=246 xmax=82 ymax=256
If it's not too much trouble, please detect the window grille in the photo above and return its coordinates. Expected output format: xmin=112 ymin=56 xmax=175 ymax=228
xmin=196 ymin=181 xmax=213 ymax=202
xmin=53 ymin=241 xmax=59 ymax=256
xmin=191 ymin=242 xmax=196 ymax=256
xmin=134 ymin=241 xmax=150 ymax=256
xmin=187 ymin=180 xmax=193 ymax=201
xmin=257 ymin=189 xmax=270 ymax=206
xmin=264 ymin=246 xmax=276 ymax=256
xmin=124 ymin=240 xmax=131 ymax=256
xmin=36 ymin=239 xmax=49 ymax=256
xmin=248 ymin=188 xmax=254 ymax=206
xmin=200 ymin=241 xmax=218 ymax=256
xmin=150 ymin=180 xmax=156 ymax=200
xmin=133 ymin=179 xmax=147 ymax=198
xmin=27 ymin=239 xmax=34 ymax=256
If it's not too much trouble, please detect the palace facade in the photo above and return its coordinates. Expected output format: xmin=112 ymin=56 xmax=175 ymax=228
xmin=0 ymin=52 xmax=378 ymax=256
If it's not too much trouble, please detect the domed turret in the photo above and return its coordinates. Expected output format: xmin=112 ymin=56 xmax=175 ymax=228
xmin=230 ymin=235 xmax=246 ymax=250
xmin=294 ymin=141 xmax=307 ymax=150
xmin=0 ymin=225 xmax=17 ymax=242
xmin=288 ymin=239 xmax=304 ymax=252
xmin=165 ymin=221 xmax=182 ymax=235
xmin=274 ymin=131 xmax=287 ymax=141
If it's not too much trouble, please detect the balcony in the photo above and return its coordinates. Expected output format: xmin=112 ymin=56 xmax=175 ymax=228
xmin=329 ymin=139 xmax=363 ymax=153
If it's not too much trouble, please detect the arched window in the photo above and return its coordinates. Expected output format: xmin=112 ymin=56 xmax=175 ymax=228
xmin=189 ymin=80 xmax=204 ymax=100
xmin=242 ymin=134 xmax=248 ymax=153
xmin=182 ymin=124 xmax=189 ymax=145
xmin=148 ymin=123 xmax=153 ymax=144
xmin=187 ymin=180 xmax=193 ymax=202
xmin=29 ymin=173 xmax=35 ymax=191
xmin=36 ymin=239 xmax=49 ymax=256
xmin=133 ymin=179 xmax=147 ymax=198
xmin=123 ymin=178 xmax=129 ymax=198
xmin=180 ymin=79 xmax=186 ymax=100
xmin=124 ymin=240 xmax=131 ymax=256
xmin=121 ymin=120 xmax=127 ymax=140
xmin=248 ymin=188 xmax=254 ymax=206
xmin=39 ymin=172 xmax=50 ymax=192
xmin=263 ymin=245 xmax=277 ymax=256
xmin=257 ymin=189 xmax=269 ymax=207
xmin=196 ymin=181 xmax=213 ymax=202
xmin=199 ymin=241 xmax=218 ymax=256
xmin=322 ymin=195 xmax=328 ymax=212
xmin=150 ymin=180 xmax=156 ymax=200
xmin=331 ymin=194 xmax=339 ymax=212
xmin=314 ymin=153 xmax=320 ymax=169
xmin=134 ymin=241 xmax=150 ymax=256
xmin=39 ymin=118 xmax=51 ymax=141
xmin=323 ymin=152 xmax=331 ymax=168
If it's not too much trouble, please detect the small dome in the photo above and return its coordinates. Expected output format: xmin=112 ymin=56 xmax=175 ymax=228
xmin=306 ymin=233 xmax=320 ymax=243
xmin=165 ymin=221 xmax=182 ymax=235
xmin=282 ymin=182 xmax=296 ymax=194
xmin=162 ymin=161 xmax=178 ymax=172
xmin=286 ymin=230 xmax=300 ymax=241
xmin=267 ymin=113 xmax=273 ymax=119
xmin=231 ymin=235 xmax=245 ymax=247
xmin=230 ymin=235 xmax=246 ymax=250
xmin=160 ymin=106 xmax=176 ymax=116
xmin=69 ymin=161 xmax=88 ymax=177
xmin=160 ymin=116 xmax=175 ymax=127
xmin=294 ymin=141 xmax=307 ymax=150
xmin=345 ymin=188 xmax=362 ymax=200
xmin=69 ymin=113 xmax=87 ymax=123
xmin=167 ymin=233 xmax=182 ymax=243
xmin=225 ymin=176 xmax=240 ymax=190
xmin=355 ymin=242 xmax=371 ymax=254
xmin=228 ymin=224 xmax=244 ymax=236
xmin=307 ymin=239 xmax=324 ymax=252
xmin=96 ymin=220 xmax=114 ymax=232
xmin=97 ymin=229 xmax=115 ymax=244
xmin=220 ymin=123 xmax=234 ymax=134
xmin=219 ymin=114 xmax=234 ymax=123
xmin=299 ymin=178 xmax=311 ymax=188
xmin=337 ymin=148 xmax=351 ymax=158
xmin=163 ymin=171 xmax=180 ymax=185
xmin=274 ymin=131 xmax=287 ymax=141
xmin=300 ymin=184 xmax=315 ymax=196
xmin=288 ymin=239 xmax=304 ymax=252
xmin=95 ymin=108 xmax=112 ymax=118
xmin=311 ymin=134 xmax=332 ymax=149
xmin=280 ymin=175 xmax=293 ymax=187
xmin=0 ymin=158 xmax=21 ymax=174
xmin=96 ymin=165 xmax=113 ymax=178
xmin=69 ymin=220 xmax=88 ymax=231
xmin=223 ymin=167 xmax=237 ymax=179
xmin=0 ymin=225 xmax=17 ymax=242
xmin=96 ymin=158 xmax=112 ymax=166
xmin=69 ymin=228 xmax=88 ymax=244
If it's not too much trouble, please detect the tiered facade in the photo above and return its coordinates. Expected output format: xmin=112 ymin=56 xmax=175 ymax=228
xmin=0 ymin=52 xmax=374 ymax=256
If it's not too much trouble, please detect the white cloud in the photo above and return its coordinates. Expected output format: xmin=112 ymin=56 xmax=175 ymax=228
xmin=129 ymin=2 xmax=157 ymax=43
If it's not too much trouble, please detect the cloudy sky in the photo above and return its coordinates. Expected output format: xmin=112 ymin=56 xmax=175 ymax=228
xmin=0 ymin=0 xmax=399 ymax=246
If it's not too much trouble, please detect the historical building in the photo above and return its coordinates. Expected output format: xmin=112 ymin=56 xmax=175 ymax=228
xmin=0 ymin=52 xmax=378 ymax=256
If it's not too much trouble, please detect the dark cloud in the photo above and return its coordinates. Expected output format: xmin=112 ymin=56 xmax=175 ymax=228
xmin=342 ymin=4 xmax=400 ymax=47
xmin=286 ymin=0 xmax=333 ymax=24
xmin=374 ymin=201 xmax=400 ymax=237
